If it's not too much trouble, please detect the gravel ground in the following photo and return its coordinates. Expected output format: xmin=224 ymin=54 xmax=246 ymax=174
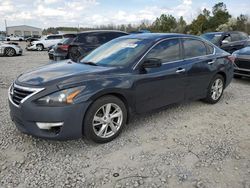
xmin=0 ymin=42 xmax=250 ymax=188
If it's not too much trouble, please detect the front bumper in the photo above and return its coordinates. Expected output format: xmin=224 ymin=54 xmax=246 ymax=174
xmin=26 ymin=45 xmax=37 ymax=51
xmin=53 ymin=53 xmax=68 ymax=61
xmin=8 ymin=87 xmax=91 ymax=140
xmin=17 ymin=48 xmax=22 ymax=55
xmin=234 ymin=67 xmax=250 ymax=77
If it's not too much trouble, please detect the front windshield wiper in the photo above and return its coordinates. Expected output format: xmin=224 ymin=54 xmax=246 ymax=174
xmin=82 ymin=61 xmax=98 ymax=66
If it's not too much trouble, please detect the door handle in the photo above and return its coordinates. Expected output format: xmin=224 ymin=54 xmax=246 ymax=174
xmin=176 ymin=68 xmax=185 ymax=73
xmin=208 ymin=60 xmax=215 ymax=65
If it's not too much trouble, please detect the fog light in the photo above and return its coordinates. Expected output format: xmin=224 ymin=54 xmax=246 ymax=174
xmin=36 ymin=122 xmax=63 ymax=130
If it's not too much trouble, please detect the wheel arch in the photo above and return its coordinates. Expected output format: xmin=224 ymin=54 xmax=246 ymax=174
xmin=217 ymin=71 xmax=227 ymax=88
xmin=36 ymin=43 xmax=44 ymax=47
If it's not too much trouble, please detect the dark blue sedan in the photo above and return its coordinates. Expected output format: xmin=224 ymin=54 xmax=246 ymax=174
xmin=8 ymin=33 xmax=234 ymax=143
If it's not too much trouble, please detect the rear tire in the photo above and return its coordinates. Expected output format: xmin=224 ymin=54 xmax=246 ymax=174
xmin=69 ymin=46 xmax=82 ymax=62
xmin=203 ymin=74 xmax=225 ymax=104
xmin=83 ymin=95 xmax=127 ymax=143
xmin=4 ymin=47 xmax=16 ymax=57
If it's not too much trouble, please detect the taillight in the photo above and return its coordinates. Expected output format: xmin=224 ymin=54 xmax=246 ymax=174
xmin=227 ymin=55 xmax=235 ymax=63
xmin=59 ymin=45 xmax=69 ymax=51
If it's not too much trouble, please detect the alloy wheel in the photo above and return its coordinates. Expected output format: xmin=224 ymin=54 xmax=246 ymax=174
xmin=37 ymin=45 xmax=43 ymax=51
xmin=211 ymin=78 xmax=223 ymax=100
xmin=5 ymin=48 xmax=15 ymax=56
xmin=92 ymin=103 xmax=123 ymax=138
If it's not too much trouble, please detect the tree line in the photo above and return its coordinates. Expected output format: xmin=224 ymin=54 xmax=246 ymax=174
xmin=43 ymin=2 xmax=250 ymax=35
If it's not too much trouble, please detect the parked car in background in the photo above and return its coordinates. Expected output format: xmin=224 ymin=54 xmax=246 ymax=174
xmin=48 ymin=36 xmax=76 ymax=61
xmin=201 ymin=31 xmax=250 ymax=53
xmin=26 ymin=34 xmax=63 ymax=51
xmin=232 ymin=47 xmax=250 ymax=78
xmin=68 ymin=30 xmax=128 ymax=62
xmin=0 ymin=42 xmax=22 ymax=57
xmin=0 ymin=36 xmax=5 ymax=41
xmin=8 ymin=33 xmax=234 ymax=143
xmin=27 ymin=34 xmax=77 ymax=51
xmin=6 ymin=35 xmax=24 ymax=41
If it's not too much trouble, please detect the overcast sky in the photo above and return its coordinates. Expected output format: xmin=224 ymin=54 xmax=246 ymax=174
xmin=0 ymin=0 xmax=249 ymax=31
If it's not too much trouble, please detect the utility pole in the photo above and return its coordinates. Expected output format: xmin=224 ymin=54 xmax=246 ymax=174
xmin=4 ymin=19 xmax=7 ymax=36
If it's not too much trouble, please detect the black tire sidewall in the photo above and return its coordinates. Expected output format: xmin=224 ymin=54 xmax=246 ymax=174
xmin=205 ymin=74 xmax=225 ymax=104
xmin=4 ymin=48 xmax=15 ymax=57
xmin=83 ymin=96 xmax=127 ymax=143
xmin=69 ymin=46 xmax=81 ymax=62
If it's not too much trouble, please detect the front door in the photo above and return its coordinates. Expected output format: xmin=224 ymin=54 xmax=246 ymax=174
xmin=134 ymin=39 xmax=187 ymax=113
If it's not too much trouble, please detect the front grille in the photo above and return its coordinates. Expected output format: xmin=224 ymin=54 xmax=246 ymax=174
xmin=235 ymin=59 xmax=250 ymax=70
xmin=9 ymin=84 xmax=44 ymax=106
xmin=11 ymin=86 xmax=34 ymax=105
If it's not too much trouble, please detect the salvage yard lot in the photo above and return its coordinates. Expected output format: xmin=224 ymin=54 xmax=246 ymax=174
xmin=0 ymin=42 xmax=250 ymax=188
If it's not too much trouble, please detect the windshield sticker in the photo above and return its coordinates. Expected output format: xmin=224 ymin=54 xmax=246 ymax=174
xmin=123 ymin=43 xmax=138 ymax=48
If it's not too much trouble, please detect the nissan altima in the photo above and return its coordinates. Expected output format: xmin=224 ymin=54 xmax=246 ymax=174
xmin=8 ymin=33 xmax=234 ymax=143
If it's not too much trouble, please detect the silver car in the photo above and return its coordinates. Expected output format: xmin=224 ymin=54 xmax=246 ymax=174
xmin=0 ymin=42 xmax=23 ymax=57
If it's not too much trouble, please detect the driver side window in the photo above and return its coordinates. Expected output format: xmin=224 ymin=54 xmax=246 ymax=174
xmin=145 ymin=39 xmax=181 ymax=63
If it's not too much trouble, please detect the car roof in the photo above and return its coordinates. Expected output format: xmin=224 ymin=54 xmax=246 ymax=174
xmin=120 ymin=33 xmax=202 ymax=42
xmin=202 ymin=32 xmax=224 ymax=35
xmin=202 ymin=31 xmax=247 ymax=35
xmin=78 ymin=30 xmax=128 ymax=35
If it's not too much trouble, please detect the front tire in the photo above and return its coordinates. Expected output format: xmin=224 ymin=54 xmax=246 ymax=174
xmin=36 ymin=44 xmax=44 ymax=51
xmin=83 ymin=95 xmax=127 ymax=143
xmin=203 ymin=74 xmax=224 ymax=104
xmin=4 ymin=47 xmax=16 ymax=57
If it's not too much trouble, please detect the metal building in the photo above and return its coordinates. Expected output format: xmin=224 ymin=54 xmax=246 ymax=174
xmin=6 ymin=25 xmax=42 ymax=37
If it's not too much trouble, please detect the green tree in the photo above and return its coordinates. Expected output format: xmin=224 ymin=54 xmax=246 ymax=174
xmin=234 ymin=14 xmax=248 ymax=31
xmin=209 ymin=2 xmax=231 ymax=31
xmin=175 ymin=16 xmax=187 ymax=33
xmin=189 ymin=13 xmax=208 ymax=34
xmin=152 ymin=14 xmax=177 ymax=32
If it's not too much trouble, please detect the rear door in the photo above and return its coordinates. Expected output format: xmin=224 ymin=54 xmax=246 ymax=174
xmin=183 ymin=38 xmax=217 ymax=100
xmin=135 ymin=38 xmax=187 ymax=113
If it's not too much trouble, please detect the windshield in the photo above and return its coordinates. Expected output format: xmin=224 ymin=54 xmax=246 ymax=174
xmin=81 ymin=38 xmax=151 ymax=67
xmin=201 ymin=33 xmax=222 ymax=44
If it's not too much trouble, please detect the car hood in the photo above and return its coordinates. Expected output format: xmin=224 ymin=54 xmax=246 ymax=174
xmin=17 ymin=60 xmax=116 ymax=86
xmin=235 ymin=47 xmax=250 ymax=55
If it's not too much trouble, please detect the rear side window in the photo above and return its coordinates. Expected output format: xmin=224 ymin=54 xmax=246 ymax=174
xmin=85 ymin=34 xmax=99 ymax=45
xmin=205 ymin=43 xmax=214 ymax=54
xmin=145 ymin=39 xmax=181 ymax=63
xmin=231 ymin=33 xmax=242 ymax=42
xmin=75 ymin=33 xmax=86 ymax=43
xmin=183 ymin=39 xmax=207 ymax=59
xmin=239 ymin=32 xmax=248 ymax=40
xmin=47 ymin=35 xmax=63 ymax=40
xmin=63 ymin=34 xmax=76 ymax=38
xmin=100 ymin=32 xmax=127 ymax=44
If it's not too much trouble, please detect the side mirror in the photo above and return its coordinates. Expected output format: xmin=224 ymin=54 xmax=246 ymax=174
xmin=142 ymin=58 xmax=162 ymax=68
xmin=221 ymin=40 xmax=229 ymax=45
xmin=57 ymin=43 xmax=62 ymax=45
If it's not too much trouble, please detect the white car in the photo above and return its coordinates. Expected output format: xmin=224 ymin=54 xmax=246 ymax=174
xmin=26 ymin=34 xmax=63 ymax=51
xmin=6 ymin=35 xmax=24 ymax=41
xmin=0 ymin=42 xmax=23 ymax=57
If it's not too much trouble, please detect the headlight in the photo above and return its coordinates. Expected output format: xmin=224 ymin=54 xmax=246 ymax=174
xmin=36 ymin=86 xmax=85 ymax=106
